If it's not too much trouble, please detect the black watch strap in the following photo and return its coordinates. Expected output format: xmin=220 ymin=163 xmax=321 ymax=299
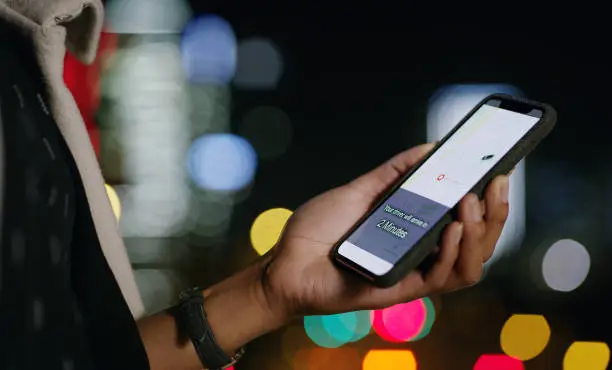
xmin=173 ymin=287 xmax=245 ymax=370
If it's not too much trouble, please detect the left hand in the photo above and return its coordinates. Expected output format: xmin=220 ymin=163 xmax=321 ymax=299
xmin=259 ymin=143 xmax=510 ymax=318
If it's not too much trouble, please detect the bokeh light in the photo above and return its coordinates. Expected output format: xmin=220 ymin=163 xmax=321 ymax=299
xmin=234 ymin=37 xmax=284 ymax=90
xmin=181 ymin=15 xmax=237 ymax=84
xmin=412 ymin=297 xmax=436 ymax=341
xmin=133 ymin=269 xmax=182 ymax=314
xmin=542 ymin=239 xmax=590 ymax=292
xmin=363 ymin=350 xmax=417 ymax=370
xmin=187 ymin=193 xmax=234 ymax=239
xmin=474 ymin=354 xmax=524 ymax=370
xmin=372 ymin=299 xmax=429 ymax=343
xmin=321 ymin=311 xmax=371 ymax=344
xmin=563 ymin=342 xmax=610 ymax=370
xmin=187 ymin=134 xmax=257 ymax=192
xmin=304 ymin=315 xmax=344 ymax=348
xmin=500 ymin=314 xmax=551 ymax=361
xmin=304 ymin=311 xmax=371 ymax=348
xmin=188 ymin=85 xmax=232 ymax=135
xmin=105 ymin=0 xmax=191 ymax=34
xmin=427 ymin=84 xmax=525 ymax=266
xmin=105 ymin=184 xmax=122 ymax=221
xmin=102 ymin=39 xmax=191 ymax=238
xmin=320 ymin=314 xmax=357 ymax=345
xmin=346 ymin=311 xmax=372 ymax=342
xmin=239 ymin=106 xmax=293 ymax=160
xmin=105 ymin=0 xmax=192 ymax=34
xmin=250 ymin=208 xmax=293 ymax=256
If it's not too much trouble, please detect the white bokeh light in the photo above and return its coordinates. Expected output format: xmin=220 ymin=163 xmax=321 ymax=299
xmin=233 ymin=37 xmax=284 ymax=90
xmin=427 ymin=84 xmax=525 ymax=266
xmin=106 ymin=0 xmax=192 ymax=34
xmin=187 ymin=134 xmax=257 ymax=192
xmin=542 ymin=239 xmax=590 ymax=292
xmin=105 ymin=42 xmax=191 ymax=238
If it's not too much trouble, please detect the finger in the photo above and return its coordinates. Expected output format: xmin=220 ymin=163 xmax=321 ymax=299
xmin=349 ymin=143 xmax=435 ymax=198
xmin=422 ymin=221 xmax=463 ymax=292
xmin=482 ymin=175 xmax=510 ymax=261
xmin=459 ymin=193 xmax=487 ymax=241
xmin=456 ymin=193 xmax=487 ymax=285
xmin=358 ymin=221 xmax=462 ymax=309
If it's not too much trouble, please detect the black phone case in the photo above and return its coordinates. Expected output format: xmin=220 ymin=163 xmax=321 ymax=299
xmin=332 ymin=93 xmax=557 ymax=288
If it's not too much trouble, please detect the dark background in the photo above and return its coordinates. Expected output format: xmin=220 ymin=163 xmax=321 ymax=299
xmin=94 ymin=2 xmax=612 ymax=369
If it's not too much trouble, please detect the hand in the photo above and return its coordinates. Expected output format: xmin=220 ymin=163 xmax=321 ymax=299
xmin=261 ymin=143 xmax=510 ymax=318
xmin=154 ymin=143 xmax=512 ymax=362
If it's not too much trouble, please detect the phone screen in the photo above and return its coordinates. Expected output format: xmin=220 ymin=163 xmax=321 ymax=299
xmin=338 ymin=101 xmax=542 ymax=276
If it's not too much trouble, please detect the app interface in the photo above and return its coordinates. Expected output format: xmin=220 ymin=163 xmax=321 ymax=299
xmin=342 ymin=104 xmax=540 ymax=267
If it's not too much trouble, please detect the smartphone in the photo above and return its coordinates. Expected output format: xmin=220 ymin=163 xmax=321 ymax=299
xmin=332 ymin=94 xmax=557 ymax=287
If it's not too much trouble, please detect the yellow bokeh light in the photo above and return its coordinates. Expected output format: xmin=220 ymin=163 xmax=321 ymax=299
xmin=250 ymin=208 xmax=293 ymax=255
xmin=500 ymin=314 xmax=551 ymax=361
xmin=563 ymin=342 xmax=610 ymax=370
xmin=363 ymin=350 xmax=417 ymax=370
xmin=105 ymin=184 xmax=121 ymax=221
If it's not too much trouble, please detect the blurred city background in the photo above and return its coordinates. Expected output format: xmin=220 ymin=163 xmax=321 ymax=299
xmin=65 ymin=1 xmax=611 ymax=369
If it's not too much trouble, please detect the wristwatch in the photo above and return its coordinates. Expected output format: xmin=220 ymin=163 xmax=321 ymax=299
xmin=173 ymin=287 xmax=246 ymax=370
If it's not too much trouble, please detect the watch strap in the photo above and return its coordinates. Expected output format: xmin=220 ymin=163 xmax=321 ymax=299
xmin=174 ymin=287 xmax=245 ymax=370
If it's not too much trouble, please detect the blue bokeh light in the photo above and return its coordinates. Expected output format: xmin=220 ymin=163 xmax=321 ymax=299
xmin=187 ymin=134 xmax=257 ymax=191
xmin=181 ymin=15 xmax=237 ymax=84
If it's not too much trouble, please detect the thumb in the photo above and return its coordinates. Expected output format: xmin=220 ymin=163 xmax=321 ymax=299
xmin=348 ymin=143 xmax=435 ymax=198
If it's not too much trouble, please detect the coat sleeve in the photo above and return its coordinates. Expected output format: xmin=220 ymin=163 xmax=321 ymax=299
xmin=0 ymin=0 xmax=146 ymax=319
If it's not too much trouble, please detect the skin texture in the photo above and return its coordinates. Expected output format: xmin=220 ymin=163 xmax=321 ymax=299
xmin=138 ymin=143 xmax=510 ymax=370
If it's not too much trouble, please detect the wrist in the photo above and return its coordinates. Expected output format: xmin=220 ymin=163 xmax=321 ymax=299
xmin=202 ymin=261 xmax=291 ymax=355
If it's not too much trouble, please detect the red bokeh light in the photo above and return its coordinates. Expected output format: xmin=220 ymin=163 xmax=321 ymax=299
xmin=372 ymin=299 xmax=427 ymax=343
xmin=474 ymin=354 xmax=524 ymax=370
xmin=63 ymin=30 xmax=117 ymax=158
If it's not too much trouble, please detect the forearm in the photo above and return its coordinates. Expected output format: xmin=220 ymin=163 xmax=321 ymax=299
xmin=137 ymin=263 xmax=288 ymax=370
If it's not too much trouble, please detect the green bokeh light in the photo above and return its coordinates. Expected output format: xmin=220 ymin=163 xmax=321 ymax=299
xmin=347 ymin=310 xmax=372 ymax=342
xmin=304 ymin=315 xmax=345 ymax=348
xmin=411 ymin=297 xmax=436 ymax=341
xmin=304 ymin=311 xmax=372 ymax=348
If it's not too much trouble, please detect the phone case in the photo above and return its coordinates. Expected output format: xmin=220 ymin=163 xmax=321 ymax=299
xmin=332 ymin=93 xmax=557 ymax=288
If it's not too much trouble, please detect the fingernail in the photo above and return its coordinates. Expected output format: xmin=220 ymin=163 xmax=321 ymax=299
xmin=500 ymin=176 xmax=509 ymax=203
xmin=467 ymin=196 xmax=482 ymax=222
